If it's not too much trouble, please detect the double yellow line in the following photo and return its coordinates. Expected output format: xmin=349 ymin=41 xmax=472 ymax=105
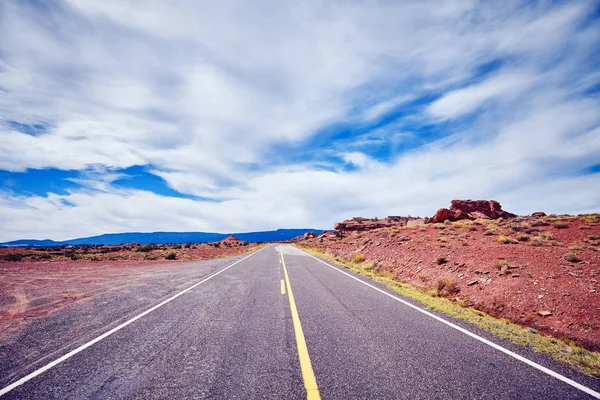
xmin=279 ymin=248 xmax=321 ymax=400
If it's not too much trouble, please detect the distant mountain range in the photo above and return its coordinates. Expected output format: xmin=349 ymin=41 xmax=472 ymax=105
xmin=0 ymin=229 xmax=325 ymax=247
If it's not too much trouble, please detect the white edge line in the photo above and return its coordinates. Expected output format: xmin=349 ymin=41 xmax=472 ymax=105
xmin=298 ymin=248 xmax=600 ymax=399
xmin=0 ymin=245 xmax=269 ymax=397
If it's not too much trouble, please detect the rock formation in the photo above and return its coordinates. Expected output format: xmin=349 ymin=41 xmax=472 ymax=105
xmin=427 ymin=200 xmax=516 ymax=224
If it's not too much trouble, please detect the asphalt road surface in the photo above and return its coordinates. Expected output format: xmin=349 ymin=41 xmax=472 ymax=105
xmin=1 ymin=244 xmax=599 ymax=399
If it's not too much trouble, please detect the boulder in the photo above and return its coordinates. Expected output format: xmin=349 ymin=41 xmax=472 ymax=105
xmin=531 ymin=212 xmax=547 ymax=218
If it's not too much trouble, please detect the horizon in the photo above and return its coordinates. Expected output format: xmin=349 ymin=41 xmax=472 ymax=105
xmin=1 ymin=1 xmax=600 ymax=242
xmin=1 ymin=227 xmax=328 ymax=244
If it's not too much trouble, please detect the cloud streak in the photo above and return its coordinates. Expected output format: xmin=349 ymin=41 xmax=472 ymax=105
xmin=0 ymin=0 xmax=599 ymax=241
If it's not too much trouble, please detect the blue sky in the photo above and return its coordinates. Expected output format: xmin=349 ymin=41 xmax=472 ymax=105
xmin=1 ymin=0 xmax=600 ymax=241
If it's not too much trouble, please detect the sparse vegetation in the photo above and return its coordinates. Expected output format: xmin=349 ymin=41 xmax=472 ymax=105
xmin=494 ymin=259 xmax=508 ymax=270
xmin=351 ymin=253 xmax=365 ymax=264
xmin=436 ymin=277 xmax=460 ymax=296
xmin=552 ymin=223 xmax=569 ymax=229
xmin=165 ymin=251 xmax=178 ymax=260
xmin=563 ymin=252 xmax=581 ymax=263
xmin=295 ymin=246 xmax=600 ymax=376
xmin=435 ymin=255 xmax=448 ymax=265
xmin=516 ymin=234 xmax=530 ymax=242
xmin=497 ymin=235 xmax=516 ymax=244
xmin=1 ymin=253 xmax=24 ymax=262
xmin=137 ymin=245 xmax=152 ymax=253
xmin=531 ymin=220 xmax=550 ymax=227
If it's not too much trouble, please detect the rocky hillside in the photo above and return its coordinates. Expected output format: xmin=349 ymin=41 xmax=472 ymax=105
xmin=296 ymin=200 xmax=600 ymax=351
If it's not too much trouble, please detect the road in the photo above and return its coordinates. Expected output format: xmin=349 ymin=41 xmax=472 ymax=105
xmin=1 ymin=244 xmax=599 ymax=399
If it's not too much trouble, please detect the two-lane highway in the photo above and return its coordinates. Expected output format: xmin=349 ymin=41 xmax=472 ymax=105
xmin=1 ymin=244 xmax=599 ymax=399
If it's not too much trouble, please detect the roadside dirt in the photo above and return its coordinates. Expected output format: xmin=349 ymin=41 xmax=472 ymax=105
xmin=296 ymin=214 xmax=600 ymax=351
xmin=0 ymin=243 xmax=258 ymax=338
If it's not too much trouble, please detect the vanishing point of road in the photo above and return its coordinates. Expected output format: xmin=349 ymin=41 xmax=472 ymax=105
xmin=1 ymin=244 xmax=599 ymax=399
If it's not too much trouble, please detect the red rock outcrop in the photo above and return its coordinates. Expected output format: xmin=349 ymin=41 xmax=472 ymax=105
xmin=334 ymin=216 xmax=419 ymax=235
xmin=221 ymin=235 xmax=243 ymax=243
xmin=427 ymin=200 xmax=516 ymax=224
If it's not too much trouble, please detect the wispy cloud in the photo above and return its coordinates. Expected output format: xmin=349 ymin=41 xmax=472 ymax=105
xmin=0 ymin=0 xmax=599 ymax=240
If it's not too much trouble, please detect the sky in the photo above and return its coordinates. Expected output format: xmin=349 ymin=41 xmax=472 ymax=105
xmin=1 ymin=0 xmax=600 ymax=241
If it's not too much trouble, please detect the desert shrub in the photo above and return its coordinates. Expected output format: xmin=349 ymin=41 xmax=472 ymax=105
xmin=184 ymin=242 xmax=193 ymax=248
xmin=497 ymin=236 xmax=509 ymax=244
xmin=524 ymin=228 xmax=539 ymax=235
xmin=436 ymin=277 xmax=460 ymax=296
xmin=1 ymin=253 xmax=24 ymax=262
xmin=363 ymin=262 xmax=378 ymax=271
xmin=531 ymin=237 xmax=545 ymax=246
xmin=435 ymin=255 xmax=448 ymax=265
xmin=351 ymin=253 xmax=365 ymax=264
xmin=494 ymin=259 xmax=508 ymax=270
xmin=580 ymin=225 xmax=592 ymax=230
xmin=509 ymin=225 xmax=526 ymax=233
xmin=469 ymin=226 xmax=477 ymax=231
xmin=516 ymin=234 xmax=530 ymax=242
xmin=165 ymin=251 xmax=178 ymax=260
xmin=137 ymin=245 xmax=152 ymax=253
xmin=37 ymin=254 xmax=52 ymax=260
xmin=483 ymin=230 xmax=495 ymax=236
xmin=563 ymin=253 xmax=581 ymax=263
xmin=552 ymin=223 xmax=569 ymax=229
xmin=531 ymin=220 xmax=550 ymax=227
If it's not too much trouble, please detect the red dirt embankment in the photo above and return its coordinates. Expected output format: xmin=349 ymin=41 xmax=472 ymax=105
xmin=296 ymin=203 xmax=600 ymax=351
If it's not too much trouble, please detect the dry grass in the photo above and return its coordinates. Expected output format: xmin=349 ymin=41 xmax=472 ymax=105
xmin=351 ymin=253 xmax=366 ymax=264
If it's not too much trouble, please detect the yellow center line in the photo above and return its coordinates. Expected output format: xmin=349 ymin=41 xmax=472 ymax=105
xmin=280 ymin=248 xmax=321 ymax=400
xmin=280 ymin=279 xmax=286 ymax=295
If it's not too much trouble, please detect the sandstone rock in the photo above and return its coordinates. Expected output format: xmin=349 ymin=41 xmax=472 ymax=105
xmin=427 ymin=200 xmax=516 ymax=224
xmin=303 ymin=232 xmax=317 ymax=240
xmin=531 ymin=212 xmax=547 ymax=217
xmin=333 ymin=215 xmax=421 ymax=236
xmin=537 ymin=310 xmax=552 ymax=317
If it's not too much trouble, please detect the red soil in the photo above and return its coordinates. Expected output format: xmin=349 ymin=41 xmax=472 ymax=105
xmin=296 ymin=214 xmax=600 ymax=351
xmin=0 ymin=243 xmax=256 ymax=338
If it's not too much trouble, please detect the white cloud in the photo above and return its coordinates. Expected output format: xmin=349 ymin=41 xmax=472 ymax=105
xmin=0 ymin=0 xmax=599 ymax=240
xmin=427 ymin=72 xmax=537 ymax=120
